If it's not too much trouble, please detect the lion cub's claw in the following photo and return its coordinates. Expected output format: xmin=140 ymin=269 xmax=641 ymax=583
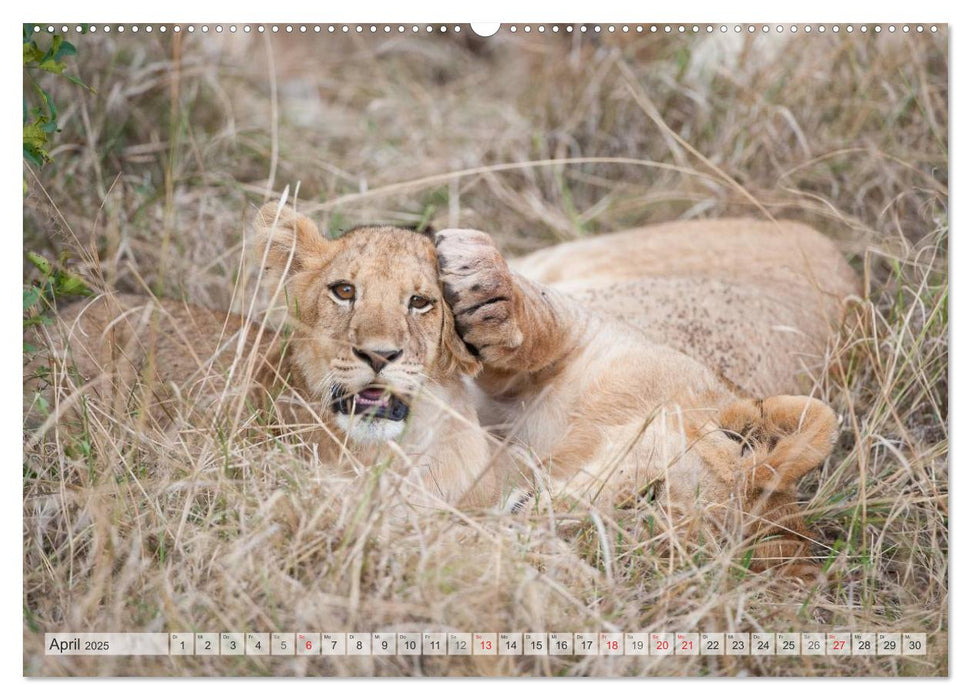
xmin=436 ymin=229 xmax=523 ymax=363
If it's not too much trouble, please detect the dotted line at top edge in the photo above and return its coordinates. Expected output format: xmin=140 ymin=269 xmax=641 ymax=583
xmin=29 ymin=24 xmax=941 ymax=36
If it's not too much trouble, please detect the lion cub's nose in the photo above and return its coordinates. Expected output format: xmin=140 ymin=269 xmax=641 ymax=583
xmin=353 ymin=347 xmax=404 ymax=373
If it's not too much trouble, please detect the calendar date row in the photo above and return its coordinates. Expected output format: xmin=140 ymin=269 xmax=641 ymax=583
xmin=46 ymin=632 xmax=928 ymax=657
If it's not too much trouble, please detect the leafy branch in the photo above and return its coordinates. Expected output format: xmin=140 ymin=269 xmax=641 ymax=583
xmin=23 ymin=24 xmax=91 ymax=169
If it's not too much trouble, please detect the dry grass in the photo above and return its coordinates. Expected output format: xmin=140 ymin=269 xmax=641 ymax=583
xmin=23 ymin=27 xmax=947 ymax=676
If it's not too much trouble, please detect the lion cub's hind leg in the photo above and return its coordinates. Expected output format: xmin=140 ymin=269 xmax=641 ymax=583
xmin=720 ymin=396 xmax=838 ymax=491
xmin=718 ymin=395 xmax=838 ymax=577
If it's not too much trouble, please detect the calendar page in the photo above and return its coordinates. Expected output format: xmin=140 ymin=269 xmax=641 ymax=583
xmin=22 ymin=18 xmax=948 ymax=678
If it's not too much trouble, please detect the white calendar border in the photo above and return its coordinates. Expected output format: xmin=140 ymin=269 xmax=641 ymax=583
xmin=7 ymin=0 xmax=960 ymax=696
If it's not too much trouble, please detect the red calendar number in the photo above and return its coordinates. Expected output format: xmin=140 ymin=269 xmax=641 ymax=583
xmin=656 ymin=640 xmax=670 ymax=651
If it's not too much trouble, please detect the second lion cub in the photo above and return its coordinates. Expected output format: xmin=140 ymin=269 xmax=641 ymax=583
xmin=436 ymin=219 xmax=858 ymax=575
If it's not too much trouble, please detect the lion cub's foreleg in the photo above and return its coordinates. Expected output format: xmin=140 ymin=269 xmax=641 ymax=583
xmin=716 ymin=395 xmax=838 ymax=576
xmin=436 ymin=229 xmax=585 ymax=373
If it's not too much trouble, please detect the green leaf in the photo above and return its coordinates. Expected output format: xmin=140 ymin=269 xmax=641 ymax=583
xmin=23 ymin=291 xmax=43 ymax=316
xmin=26 ymin=252 xmax=52 ymax=276
xmin=740 ymin=547 xmax=754 ymax=572
xmin=57 ymin=274 xmax=91 ymax=296
xmin=23 ymin=121 xmax=51 ymax=166
xmin=53 ymin=40 xmax=77 ymax=61
xmin=44 ymin=35 xmax=64 ymax=60
xmin=35 ymin=86 xmax=57 ymax=118
xmin=23 ymin=145 xmax=46 ymax=168
xmin=23 ymin=41 xmax=44 ymax=65
xmin=23 ymin=286 xmax=41 ymax=309
xmin=22 ymin=143 xmax=50 ymax=166
xmin=64 ymin=73 xmax=92 ymax=91
xmin=23 ymin=122 xmax=48 ymax=149
xmin=38 ymin=58 xmax=67 ymax=74
xmin=23 ymin=315 xmax=53 ymax=328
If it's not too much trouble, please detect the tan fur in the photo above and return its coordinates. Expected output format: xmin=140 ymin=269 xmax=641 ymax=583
xmin=34 ymin=210 xmax=853 ymax=574
xmin=513 ymin=218 xmax=860 ymax=396
xmin=437 ymin=219 xmax=857 ymax=575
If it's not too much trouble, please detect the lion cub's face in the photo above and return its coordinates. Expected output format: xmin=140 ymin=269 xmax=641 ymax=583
xmin=255 ymin=204 xmax=479 ymax=443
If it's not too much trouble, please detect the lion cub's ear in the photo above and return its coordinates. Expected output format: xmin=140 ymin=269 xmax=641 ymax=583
xmin=252 ymin=203 xmax=330 ymax=285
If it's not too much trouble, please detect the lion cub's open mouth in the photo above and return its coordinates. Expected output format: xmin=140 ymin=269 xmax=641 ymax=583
xmin=331 ymin=386 xmax=410 ymax=422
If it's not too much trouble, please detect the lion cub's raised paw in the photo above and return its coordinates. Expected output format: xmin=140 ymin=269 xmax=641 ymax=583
xmin=435 ymin=229 xmax=524 ymax=364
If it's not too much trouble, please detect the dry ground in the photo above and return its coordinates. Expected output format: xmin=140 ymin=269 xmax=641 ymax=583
xmin=23 ymin=25 xmax=947 ymax=676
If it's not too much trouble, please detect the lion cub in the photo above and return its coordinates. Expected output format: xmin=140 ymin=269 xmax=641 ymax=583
xmin=34 ymin=205 xmax=510 ymax=512
xmin=436 ymin=220 xmax=858 ymax=574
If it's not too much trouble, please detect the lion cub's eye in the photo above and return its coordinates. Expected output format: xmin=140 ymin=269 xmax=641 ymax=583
xmin=329 ymin=282 xmax=356 ymax=302
xmin=409 ymin=295 xmax=433 ymax=312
